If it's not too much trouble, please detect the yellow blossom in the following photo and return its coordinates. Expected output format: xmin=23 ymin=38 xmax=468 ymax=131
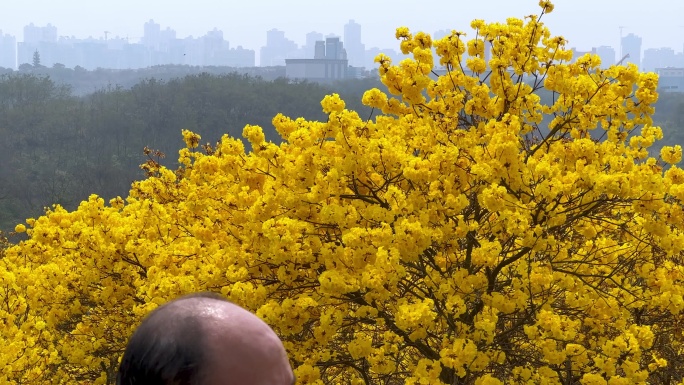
xmin=2 ymin=1 xmax=681 ymax=384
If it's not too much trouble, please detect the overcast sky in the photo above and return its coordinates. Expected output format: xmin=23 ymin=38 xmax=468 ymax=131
xmin=2 ymin=0 xmax=682 ymax=54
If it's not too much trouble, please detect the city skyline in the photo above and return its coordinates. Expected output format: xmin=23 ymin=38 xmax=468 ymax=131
xmin=0 ymin=20 xmax=406 ymax=71
xmin=2 ymin=0 xmax=684 ymax=64
xmin=3 ymin=18 xmax=684 ymax=73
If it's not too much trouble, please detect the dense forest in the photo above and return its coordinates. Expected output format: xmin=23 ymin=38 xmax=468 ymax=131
xmin=1 ymin=69 xmax=683 ymax=233
xmin=0 ymin=64 xmax=289 ymax=96
xmin=0 ymin=72 xmax=380 ymax=232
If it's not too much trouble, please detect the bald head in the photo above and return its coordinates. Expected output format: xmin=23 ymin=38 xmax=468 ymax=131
xmin=117 ymin=293 xmax=294 ymax=385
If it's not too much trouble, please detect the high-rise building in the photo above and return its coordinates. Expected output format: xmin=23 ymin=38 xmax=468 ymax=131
xmin=19 ymin=23 xmax=59 ymax=67
xmin=143 ymin=19 xmax=161 ymax=49
xmin=642 ymin=47 xmax=679 ymax=72
xmin=621 ymin=33 xmax=642 ymax=67
xmin=202 ymin=28 xmax=225 ymax=65
xmin=197 ymin=28 xmax=254 ymax=67
xmin=286 ymin=37 xmax=349 ymax=82
xmin=140 ymin=20 xmax=179 ymax=65
xmin=23 ymin=23 xmax=57 ymax=44
xmin=314 ymin=41 xmax=325 ymax=59
xmin=0 ymin=30 xmax=16 ymax=69
xmin=595 ymin=46 xmax=616 ymax=68
xmin=260 ymin=29 xmax=297 ymax=66
xmin=344 ymin=20 xmax=364 ymax=67
xmin=159 ymin=27 xmax=176 ymax=50
xmin=325 ymin=36 xmax=345 ymax=60
xmin=305 ymin=31 xmax=323 ymax=59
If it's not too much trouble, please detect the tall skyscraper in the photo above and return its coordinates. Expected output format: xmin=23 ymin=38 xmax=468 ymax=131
xmin=0 ymin=30 xmax=16 ymax=69
xmin=265 ymin=29 xmax=288 ymax=49
xmin=143 ymin=19 xmax=161 ymax=49
xmin=260 ymin=29 xmax=297 ymax=66
xmin=621 ymin=33 xmax=642 ymax=67
xmin=344 ymin=20 xmax=364 ymax=67
xmin=325 ymin=36 xmax=346 ymax=60
xmin=305 ymin=31 xmax=323 ymax=59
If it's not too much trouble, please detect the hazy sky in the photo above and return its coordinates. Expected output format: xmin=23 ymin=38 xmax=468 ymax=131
xmin=2 ymin=0 xmax=683 ymax=55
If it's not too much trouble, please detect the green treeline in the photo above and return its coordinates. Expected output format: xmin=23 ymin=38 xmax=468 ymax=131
xmin=0 ymin=72 xmax=380 ymax=232
xmin=0 ymin=64 xmax=289 ymax=96
xmin=1 ymin=70 xmax=683 ymax=233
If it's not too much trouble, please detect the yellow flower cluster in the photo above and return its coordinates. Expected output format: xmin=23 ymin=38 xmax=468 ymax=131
xmin=3 ymin=1 xmax=684 ymax=384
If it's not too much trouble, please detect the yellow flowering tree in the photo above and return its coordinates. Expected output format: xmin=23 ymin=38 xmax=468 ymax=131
xmin=3 ymin=1 xmax=684 ymax=384
xmin=0 ymin=231 xmax=7 ymax=260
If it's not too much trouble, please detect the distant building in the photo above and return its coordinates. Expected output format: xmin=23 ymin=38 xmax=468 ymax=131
xmin=286 ymin=37 xmax=348 ymax=82
xmin=54 ymin=37 xmax=85 ymax=68
xmin=18 ymin=23 xmax=60 ymax=67
xmin=642 ymin=47 xmax=680 ymax=72
xmin=344 ymin=20 xmax=365 ymax=68
xmin=285 ymin=58 xmax=348 ymax=81
xmin=121 ymin=43 xmax=148 ymax=68
xmin=621 ymin=33 xmax=642 ymax=67
xmin=314 ymin=41 xmax=325 ymax=59
xmin=142 ymin=19 xmax=166 ymax=51
xmin=23 ymin=23 xmax=57 ymax=44
xmin=201 ymin=29 xmax=227 ymax=65
xmin=325 ymin=35 xmax=345 ymax=60
xmin=223 ymin=47 xmax=255 ymax=67
xmin=656 ymin=67 xmax=684 ymax=92
xmin=143 ymin=20 xmax=160 ymax=45
xmin=304 ymin=31 xmax=323 ymax=59
xmin=141 ymin=20 xmax=178 ymax=65
xmin=571 ymin=46 xmax=619 ymax=69
xmin=11 ymin=20 xmax=262 ymax=70
xmin=201 ymin=30 xmax=255 ymax=67
xmin=260 ymin=29 xmax=298 ymax=66
xmin=78 ymin=40 xmax=108 ymax=69
xmin=0 ymin=30 xmax=16 ymax=69
xmin=595 ymin=46 xmax=616 ymax=68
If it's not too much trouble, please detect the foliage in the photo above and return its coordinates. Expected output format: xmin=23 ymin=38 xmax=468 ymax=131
xmin=0 ymin=73 xmax=376 ymax=232
xmin=0 ymin=231 xmax=7 ymax=255
xmin=32 ymin=50 xmax=41 ymax=68
xmin=4 ymin=2 xmax=684 ymax=384
xmin=652 ymin=92 xmax=684 ymax=156
xmin=12 ymin=64 xmax=288 ymax=96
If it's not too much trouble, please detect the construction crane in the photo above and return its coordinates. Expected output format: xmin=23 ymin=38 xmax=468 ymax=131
xmin=617 ymin=53 xmax=630 ymax=66
xmin=619 ymin=26 xmax=629 ymax=38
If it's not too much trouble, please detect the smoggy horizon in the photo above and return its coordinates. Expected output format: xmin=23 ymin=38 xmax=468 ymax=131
xmin=2 ymin=0 xmax=683 ymax=55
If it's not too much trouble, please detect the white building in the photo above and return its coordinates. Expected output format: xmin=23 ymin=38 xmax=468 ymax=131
xmin=286 ymin=37 xmax=348 ymax=82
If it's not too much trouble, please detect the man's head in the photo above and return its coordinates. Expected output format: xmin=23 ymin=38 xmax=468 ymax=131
xmin=117 ymin=292 xmax=295 ymax=385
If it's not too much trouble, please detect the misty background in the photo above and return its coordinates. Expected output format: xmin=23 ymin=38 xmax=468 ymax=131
xmin=2 ymin=0 xmax=684 ymax=69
